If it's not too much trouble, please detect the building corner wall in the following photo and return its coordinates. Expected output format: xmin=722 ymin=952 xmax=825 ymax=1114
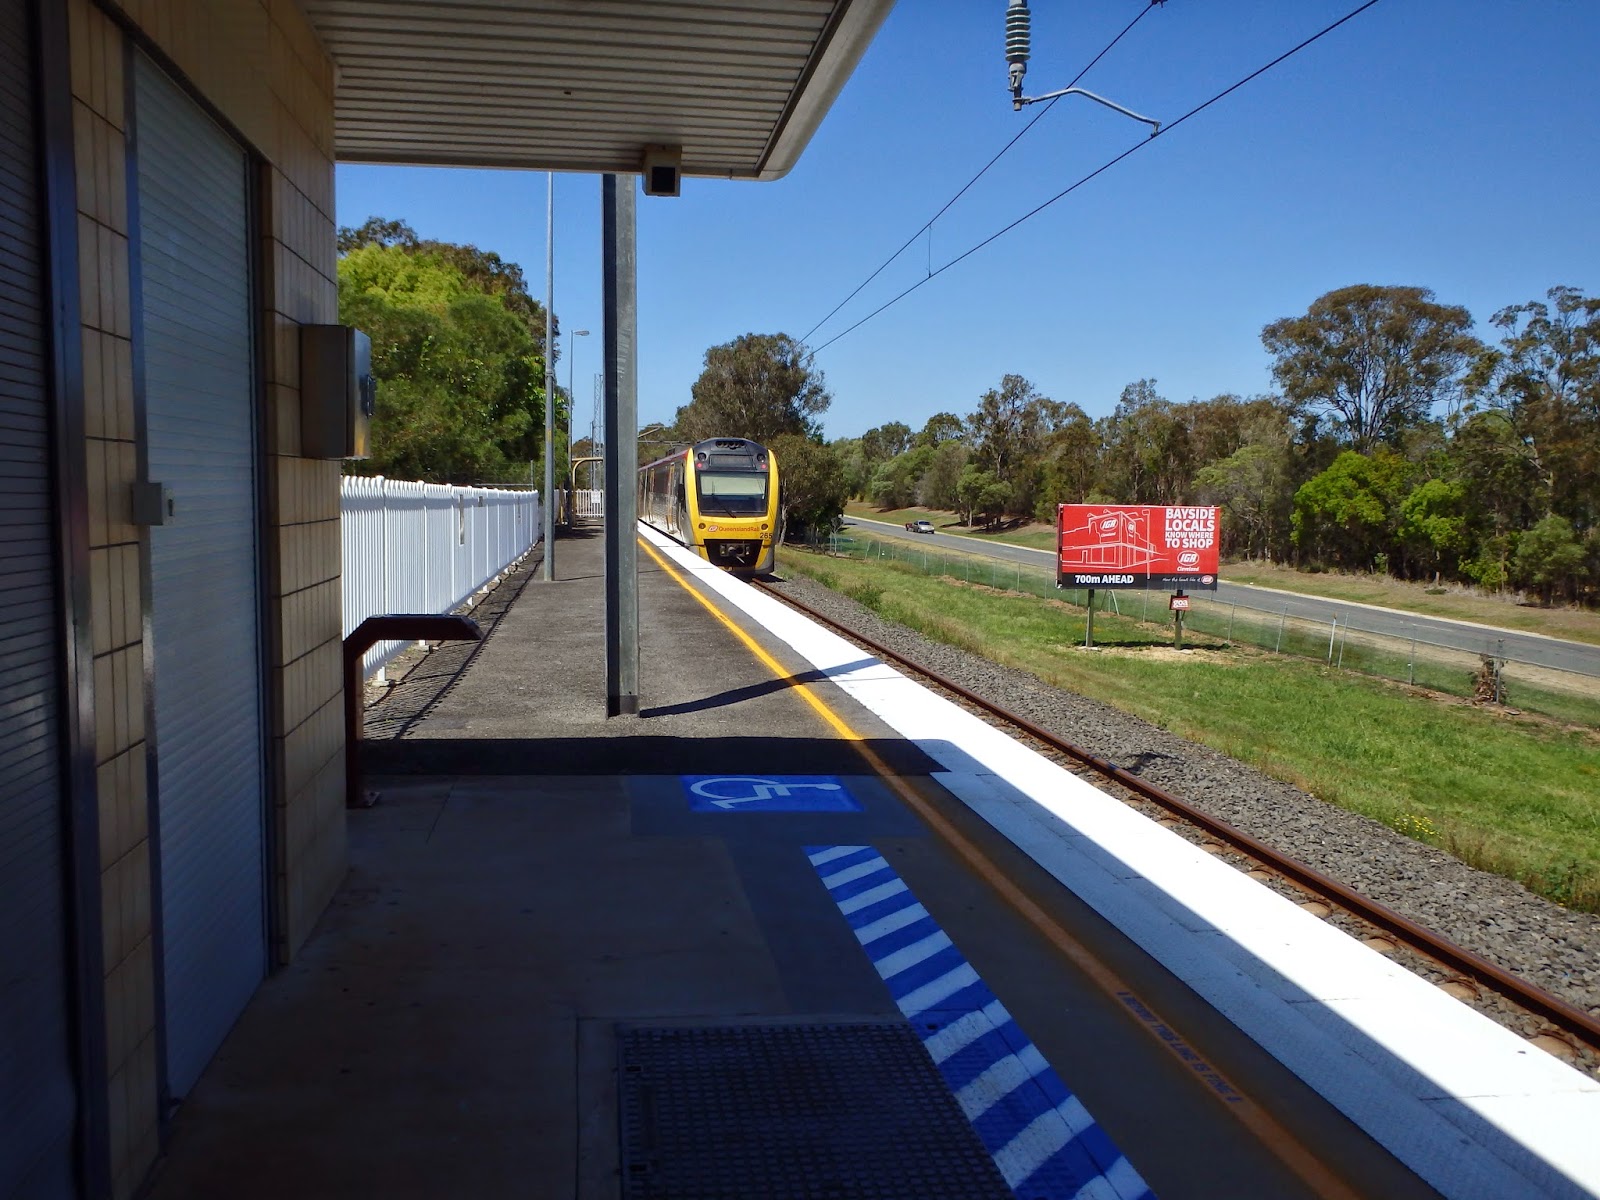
xmin=64 ymin=3 xmax=157 ymax=1192
xmin=249 ymin=0 xmax=348 ymax=964
xmin=61 ymin=0 xmax=344 ymax=1193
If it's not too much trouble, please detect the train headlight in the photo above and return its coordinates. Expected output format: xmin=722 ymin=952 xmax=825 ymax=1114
xmin=760 ymin=523 xmax=768 ymax=531
xmin=697 ymin=522 xmax=706 ymax=529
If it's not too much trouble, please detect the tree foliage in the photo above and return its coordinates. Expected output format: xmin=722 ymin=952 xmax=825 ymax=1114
xmin=675 ymin=333 xmax=831 ymax=444
xmin=771 ymin=432 xmax=848 ymax=540
xmin=337 ymin=221 xmax=556 ymax=485
xmin=1513 ymin=516 xmax=1587 ymax=603
xmin=1262 ymin=285 xmax=1478 ymax=452
xmin=859 ymin=421 xmax=913 ymax=464
xmin=340 ymin=216 xmax=549 ymax=344
xmin=1465 ymin=286 xmax=1600 ymax=528
xmin=915 ymin=412 xmax=965 ymax=448
xmin=1194 ymin=436 xmax=1292 ymax=560
xmin=918 ymin=440 xmax=970 ymax=511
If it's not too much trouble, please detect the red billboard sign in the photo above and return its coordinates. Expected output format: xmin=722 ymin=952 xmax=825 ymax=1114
xmin=1057 ymin=504 xmax=1220 ymax=590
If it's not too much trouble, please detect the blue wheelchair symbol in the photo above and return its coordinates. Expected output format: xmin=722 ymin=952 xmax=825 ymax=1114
xmin=683 ymin=775 xmax=862 ymax=812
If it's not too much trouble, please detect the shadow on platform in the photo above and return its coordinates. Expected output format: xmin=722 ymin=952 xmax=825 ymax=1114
xmin=361 ymin=734 xmax=941 ymax=777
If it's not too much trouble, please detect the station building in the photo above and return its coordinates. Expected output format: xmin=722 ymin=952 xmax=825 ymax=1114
xmin=0 ymin=2 xmax=892 ymax=1195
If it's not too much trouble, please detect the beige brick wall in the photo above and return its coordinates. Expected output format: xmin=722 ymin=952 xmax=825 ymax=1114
xmin=68 ymin=0 xmax=343 ymax=1193
xmin=67 ymin=3 xmax=159 ymax=1193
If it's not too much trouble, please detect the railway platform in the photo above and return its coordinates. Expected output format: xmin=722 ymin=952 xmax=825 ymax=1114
xmin=139 ymin=527 xmax=1594 ymax=1200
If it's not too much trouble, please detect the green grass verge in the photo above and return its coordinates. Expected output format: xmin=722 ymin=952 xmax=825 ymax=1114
xmin=783 ymin=546 xmax=1600 ymax=912
xmin=842 ymin=502 xmax=1600 ymax=645
xmin=825 ymin=532 xmax=1600 ymax=726
xmin=844 ymin=503 xmax=1058 ymax=550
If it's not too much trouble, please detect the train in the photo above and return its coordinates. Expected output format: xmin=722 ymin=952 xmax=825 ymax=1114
xmin=638 ymin=437 xmax=781 ymax=574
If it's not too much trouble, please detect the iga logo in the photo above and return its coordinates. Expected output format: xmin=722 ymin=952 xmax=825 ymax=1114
xmin=1099 ymin=516 xmax=1119 ymax=532
xmin=1178 ymin=551 xmax=1200 ymax=568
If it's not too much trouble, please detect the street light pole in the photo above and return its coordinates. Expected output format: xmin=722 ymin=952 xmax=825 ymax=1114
xmin=564 ymin=328 xmax=589 ymax=528
xmin=566 ymin=328 xmax=589 ymax=465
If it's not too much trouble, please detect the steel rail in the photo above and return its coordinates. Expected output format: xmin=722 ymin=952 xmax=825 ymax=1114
xmin=753 ymin=578 xmax=1600 ymax=1053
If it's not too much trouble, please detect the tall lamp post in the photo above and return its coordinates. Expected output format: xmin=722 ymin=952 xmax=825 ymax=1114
xmin=564 ymin=329 xmax=589 ymax=527
xmin=566 ymin=329 xmax=589 ymax=465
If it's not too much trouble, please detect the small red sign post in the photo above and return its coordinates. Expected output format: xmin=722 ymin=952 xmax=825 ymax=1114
xmin=1170 ymin=592 xmax=1189 ymax=648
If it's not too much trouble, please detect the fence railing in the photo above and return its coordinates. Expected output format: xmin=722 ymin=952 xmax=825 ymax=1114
xmin=807 ymin=531 xmax=1600 ymax=727
xmin=342 ymin=476 xmax=541 ymax=678
xmin=570 ymin=489 xmax=603 ymax=519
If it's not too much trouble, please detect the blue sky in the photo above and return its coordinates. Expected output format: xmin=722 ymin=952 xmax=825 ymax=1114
xmin=335 ymin=0 xmax=1600 ymax=442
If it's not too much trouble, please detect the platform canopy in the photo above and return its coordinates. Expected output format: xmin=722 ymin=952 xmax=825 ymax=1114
xmin=299 ymin=0 xmax=896 ymax=179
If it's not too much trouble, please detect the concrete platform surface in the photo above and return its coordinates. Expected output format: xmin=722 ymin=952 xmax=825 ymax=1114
xmin=142 ymin=529 xmax=1441 ymax=1200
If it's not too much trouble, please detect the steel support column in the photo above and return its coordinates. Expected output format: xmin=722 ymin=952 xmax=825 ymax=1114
xmin=603 ymin=174 xmax=639 ymax=715
xmin=541 ymin=172 xmax=556 ymax=579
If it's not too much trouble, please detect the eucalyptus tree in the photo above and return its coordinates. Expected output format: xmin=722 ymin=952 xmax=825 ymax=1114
xmin=676 ymin=332 xmax=831 ymax=444
xmin=1262 ymin=285 xmax=1479 ymax=453
xmin=1465 ymin=286 xmax=1600 ymax=528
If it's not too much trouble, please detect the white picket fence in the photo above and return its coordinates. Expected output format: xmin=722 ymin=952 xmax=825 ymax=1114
xmin=341 ymin=476 xmax=541 ymax=678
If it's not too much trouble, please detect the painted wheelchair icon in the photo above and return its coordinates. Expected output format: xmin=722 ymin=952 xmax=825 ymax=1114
xmin=682 ymin=775 xmax=863 ymax=812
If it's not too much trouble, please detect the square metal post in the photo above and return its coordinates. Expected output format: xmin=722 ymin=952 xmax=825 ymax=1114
xmin=542 ymin=172 xmax=556 ymax=579
xmin=603 ymin=174 xmax=639 ymax=715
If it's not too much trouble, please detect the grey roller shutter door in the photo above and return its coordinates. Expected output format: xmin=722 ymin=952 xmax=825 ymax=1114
xmin=133 ymin=53 xmax=265 ymax=1099
xmin=0 ymin=0 xmax=78 ymax=1195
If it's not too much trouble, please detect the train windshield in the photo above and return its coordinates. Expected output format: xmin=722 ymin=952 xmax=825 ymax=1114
xmin=696 ymin=470 xmax=768 ymax=516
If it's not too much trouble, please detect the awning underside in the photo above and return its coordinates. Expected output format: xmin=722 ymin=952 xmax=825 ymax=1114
xmin=301 ymin=0 xmax=895 ymax=179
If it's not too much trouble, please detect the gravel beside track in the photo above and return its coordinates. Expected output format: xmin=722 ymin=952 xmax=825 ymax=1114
xmin=765 ymin=570 xmax=1600 ymax=1076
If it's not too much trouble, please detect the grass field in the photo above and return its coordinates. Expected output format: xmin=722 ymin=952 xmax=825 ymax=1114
xmin=845 ymin=503 xmax=1059 ymax=551
xmin=783 ymin=545 xmax=1600 ymax=912
xmin=843 ymin=502 xmax=1600 ymax=646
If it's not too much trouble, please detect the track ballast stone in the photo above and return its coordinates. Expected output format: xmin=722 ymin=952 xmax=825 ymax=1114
xmin=765 ymin=569 xmax=1600 ymax=1075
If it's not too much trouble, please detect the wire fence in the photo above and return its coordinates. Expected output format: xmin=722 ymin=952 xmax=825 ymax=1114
xmin=805 ymin=531 xmax=1600 ymax=727
xmin=342 ymin=476 xmax=541 ymax=678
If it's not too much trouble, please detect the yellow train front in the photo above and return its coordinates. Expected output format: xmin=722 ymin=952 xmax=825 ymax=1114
xmin=639 ymin=438 xmax=780 ymax=574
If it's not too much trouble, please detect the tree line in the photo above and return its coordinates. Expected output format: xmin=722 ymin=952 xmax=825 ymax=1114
xmin=673 ymin=284 xmax=1598 ymax=606
xmin=332 ymin=225 xmax=1596 ymax=606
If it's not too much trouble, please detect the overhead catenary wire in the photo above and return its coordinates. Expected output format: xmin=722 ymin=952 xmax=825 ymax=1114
xmin=799 ymin=1 xmax=1162 ymax=345
xmin=811 ymin=0 xmax=1383 ymax=355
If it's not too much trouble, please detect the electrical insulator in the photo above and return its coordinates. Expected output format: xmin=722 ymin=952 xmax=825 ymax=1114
xmin=1006 ymin=0 xmax=1031 ymax=96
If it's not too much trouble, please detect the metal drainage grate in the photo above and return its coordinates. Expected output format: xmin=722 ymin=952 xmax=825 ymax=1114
xmin=618 ymin=1021 xmax=1012 ymax=1199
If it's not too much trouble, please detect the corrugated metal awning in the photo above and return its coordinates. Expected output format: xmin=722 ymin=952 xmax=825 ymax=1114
xmin=301 ymin=0 xmax=896 ymax=180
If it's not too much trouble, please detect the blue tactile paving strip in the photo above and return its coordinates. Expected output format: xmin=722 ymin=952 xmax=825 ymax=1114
xmin=808 ymin=845 xmax=1156 ymax=1200
xmin=617 ymin=1022 xmax=1013 ymax=1199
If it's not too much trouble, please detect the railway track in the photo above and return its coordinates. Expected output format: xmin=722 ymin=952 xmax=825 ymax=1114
xmin=752 ymin=576 xmax=1600 ymax=1065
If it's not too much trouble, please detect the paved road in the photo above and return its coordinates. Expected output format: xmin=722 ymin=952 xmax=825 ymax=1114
xmin=844 ymin=516 xmax=1600 ymax=679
